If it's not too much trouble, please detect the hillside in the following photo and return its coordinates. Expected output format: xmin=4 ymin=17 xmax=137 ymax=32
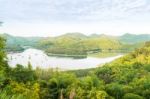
xmin=38 ymin=33 xmax=124 ymax=56
xmin=1 ymin=33 xmax=150 ymax=55
xmin=93 ymin=41 xmax=150 ymax=98
xmin=1 ymin=33 xmax=44 ymax=52
xmin=38 ymin=33 xmax=147 ymax=56
xmin=57 ymin=33 xmax=88 ymax=39
xmin=119 ymin=33 xmax=150 ymax=44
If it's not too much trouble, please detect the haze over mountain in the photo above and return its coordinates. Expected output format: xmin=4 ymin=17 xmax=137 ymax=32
xmin=2 ymin=32 xmax=150 ymax=43
xmin=120 ymin=33 xmax=150 ymax=44
xmin=1 ymin=33 xmax=149 ymax=54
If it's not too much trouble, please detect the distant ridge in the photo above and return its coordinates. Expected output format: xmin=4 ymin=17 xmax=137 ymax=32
xmin=56 ymin=33 xmax=88 ymax=39
xmin=1 ymin=32 xmax=150 ymax=44
xmin=119 ymin=33 xmax=150 ymax=44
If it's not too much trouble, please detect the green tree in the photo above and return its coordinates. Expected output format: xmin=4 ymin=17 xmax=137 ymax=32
xmin=0 ymin=36 xmax=9 ymax=89
xmin=95 ymin=66 xmax=113 ymax=83
xmin=123 ymin=93 xmax=144 ymax=99
xmin=46 ymin=72 xmax=77 ymax=99
xmin=88 ymin=88 xmax=109 ymax=99
xmin=10 ymin=64 xmax=36 ymax=83
xmin=106 ymin=83 xmax=124 ymax=99
xmin=28 ymin=62 xmax=33 ymax=70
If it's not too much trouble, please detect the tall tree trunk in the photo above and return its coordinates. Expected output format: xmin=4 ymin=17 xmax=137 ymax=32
xmin=60 ymin=89 xmax=64 ymax=99
xmin=69 ymin=89 xmax=76 ymax=99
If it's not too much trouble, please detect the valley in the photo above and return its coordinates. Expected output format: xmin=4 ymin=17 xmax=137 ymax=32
xmin=1 ymin=33 xmax=147 ymax=58
xmin=0 ymin=34 xmax=150 ymax=99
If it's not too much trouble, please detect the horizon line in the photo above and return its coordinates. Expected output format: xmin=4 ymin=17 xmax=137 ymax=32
xmin=0 ymin=32 xmax=149 ymax=38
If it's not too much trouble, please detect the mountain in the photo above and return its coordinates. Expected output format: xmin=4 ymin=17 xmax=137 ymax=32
xmin=81 ymin=35 xmax=122 ymax=51
xmin=1 ymin=33 xmax=45 ymax=52
xmin=57 ymin=33 xmax=88 ymax=39
xmin=89 ymin=33 xmax=100 ymax=38
xmin=1 ymin=33 xmax=150 ymax=54
xmin=89 ymin=33 xmax=150 ymax=45
xmin=2 ymin=33 xmax=44 ymax=46
xmin=37 ymin=33 xmax=124 ymax=56
xmin=119 ymin=33 xmax=150 ymax=44
xmin=38 ymin=33 xmax=150 ymax=56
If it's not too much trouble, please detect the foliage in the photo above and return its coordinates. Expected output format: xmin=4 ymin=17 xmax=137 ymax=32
xmin=38 ymin=33 xmax=124 ymax=56
xmin=122 ymin=93 xmax=144 ymax=99
xmin=10 ymin=64 xmax=36 ymax=83
xmin=1 ymin=33 xmax=43 ymax=52
xmin=1 ymin=35 xmax=150 ymax=99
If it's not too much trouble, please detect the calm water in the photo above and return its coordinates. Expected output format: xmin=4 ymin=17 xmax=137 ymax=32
xmin=7 ymin=49 xmax=122 ymax=70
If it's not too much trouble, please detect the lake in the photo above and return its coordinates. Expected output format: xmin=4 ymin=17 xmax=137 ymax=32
xmin=7 ymin=48 xmax=123 ymax=70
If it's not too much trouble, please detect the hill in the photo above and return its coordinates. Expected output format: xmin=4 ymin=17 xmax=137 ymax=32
xmin=119 ymin=33 xmax=150 ymax=44
xmin=1 ymin=33 xmax=44 ymax=52
xmin=92 ymin=41 xmax=150 ymax=98
xmin=37 ymin=33 xmax=124 ymax=56
xmin=38 ymin=33 xmax=148 ymax=56
xmin=1 ymin=33 xmax=150 ymax=55
xmin=57 ymin=33 xmax=88 ymax=39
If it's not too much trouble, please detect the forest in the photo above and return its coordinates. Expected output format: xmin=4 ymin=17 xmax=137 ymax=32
xmin=1 ymin=34 xmax=150 ymax=99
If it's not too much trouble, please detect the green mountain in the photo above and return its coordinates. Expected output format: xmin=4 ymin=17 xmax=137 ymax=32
xmin=57 ymin=33 xmax=88 ymax=39
xmin=2 ymin=33 xmax=44 ymax=46
xmin=81 ymin=35 xmax=122 ymax=51
xmin=38 ymin=33 xmax=149 ymax=56
xmin=38 ymin=33 xmax=123 ymax=56
xmin=1 ymin=33 xmax=44 ymax=52
xmin=119 ymin=33 xmax=150 ymax=44
xmin=1 ymin=33 xmax=150 ymax=55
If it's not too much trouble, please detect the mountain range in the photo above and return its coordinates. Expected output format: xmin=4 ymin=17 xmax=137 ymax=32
xmin=0 ymin=33 xmax=149 ymax=55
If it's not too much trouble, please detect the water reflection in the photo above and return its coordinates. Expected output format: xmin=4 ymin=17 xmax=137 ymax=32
xmin=7 ymin=49 xmax=123 ymax=70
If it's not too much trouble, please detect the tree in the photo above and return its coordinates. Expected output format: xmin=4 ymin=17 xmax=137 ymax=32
xmin=88 ymin=88 xmax=109 ymax=99
xmin=123 ymin=93 xmax=144 ymax=99
xmin=130 ymin=76 xmax=150 ymax=99
xmin=0 ymin=36 xmax=6 ymax=63
xmin=145 ymin=41 xmax=150 ymax=47
xmin=8 ymin=81 xmax=40 ymax=99
xmin=106 ymin=83 xmax=124 ymax=99
xmin=10 ymin=64 xmax=36 ymax=83
xmin=46 ymin=73 xmax=77 ymax=99
xmin=95 ymin=66 xmax=113 ymax=83
xmin=0 ymin=36 xmax=9 ymax=88
xmin=28 ymin=62 xmax=32 ymax=70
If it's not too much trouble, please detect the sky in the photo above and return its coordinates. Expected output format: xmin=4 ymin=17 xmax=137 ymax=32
xmin=0 ymin=0 xmax=150 ymax=37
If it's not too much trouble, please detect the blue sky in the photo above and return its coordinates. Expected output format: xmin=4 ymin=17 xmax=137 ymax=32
xmin=0 ymin=0 xmax=150 ymax=36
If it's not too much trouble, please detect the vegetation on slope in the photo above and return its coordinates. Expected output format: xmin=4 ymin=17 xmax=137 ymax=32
xmin=37 ymin=33 xmax=148 ymax=56
xmin=1 ymin=33 xmax=148 ymax=56
xmin=38 ymin=33 xmax=124 ymax=56
xmin=1 ymin=33 xmax=44 ymax=52
xmin=119 ymin=33 xmax=150 ymax=44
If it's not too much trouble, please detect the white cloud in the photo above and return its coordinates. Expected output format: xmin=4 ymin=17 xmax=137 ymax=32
xmin=0 ymin=0 xmax=150 ymax=36
xmin=1 ymin=21 xmax=150 ymax=37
